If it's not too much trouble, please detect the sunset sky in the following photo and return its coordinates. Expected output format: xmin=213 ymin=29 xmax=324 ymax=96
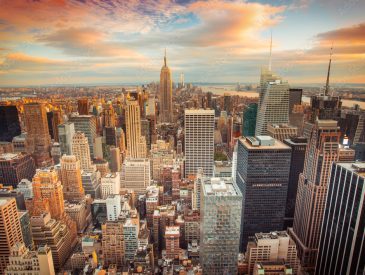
xmin=0 ymin=0 xmax=364 ymax=86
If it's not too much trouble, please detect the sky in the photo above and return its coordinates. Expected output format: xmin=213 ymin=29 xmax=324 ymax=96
xmin=0 ymin=0 xmax=364 ymax=87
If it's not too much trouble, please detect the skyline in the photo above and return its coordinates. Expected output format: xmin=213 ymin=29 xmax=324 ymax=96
xmin=0 ymin=0 xmax=365 ymax=86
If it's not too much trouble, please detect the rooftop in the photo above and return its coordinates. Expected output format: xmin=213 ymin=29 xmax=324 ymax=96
xmin=0 ymin=153 xmax=21 ymax=161
xmin=241 ymin=136 xmax=290 ymax=150
xmin=203 ymin=177 xmax=241 ymax=197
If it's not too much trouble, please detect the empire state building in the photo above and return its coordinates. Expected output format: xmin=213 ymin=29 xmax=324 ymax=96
xmin=159 ymin=50 xmax=173 ymax=123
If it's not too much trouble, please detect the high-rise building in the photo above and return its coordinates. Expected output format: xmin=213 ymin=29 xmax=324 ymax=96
xmin=0 ymin=188 xmax=26 ymax=210
xmin=5 ymin=243 xmax=55 ymax=275
xmin=110 ymin=146 xmax=121 ymax=172
xmin=69 ymin=115 xmax=97 ymax=158
xmin=236 ymin=136 xmax=291 ymax=249
xmin=224 ymin=93 xmax=231 ymax=115
xmin=102 ymin=221 xmax=125 ymax=268
xmin=58 ymin=122 xmax=75 ymax=155
xmin=47 ymin=110 xmax=62 ymax=141
xmin=121 ymin=158 xmax=150 ymax=195
xmin=200 ymin=177 xmax=242 ymax=275
xmin=242 ymin=103 xmax=257 ymax=137
xmin=316 ymin=162 xmax=365 ymax=275
xmin=255 ymin=69 xmax=290 ymax=136
xmin=81 ymin=171 xmax=101 ymax=199
xmin=64 ymin=199 xmax=91 ymax=232
xmin=0 ymin=198 xmax=23 ymax=274
xmin=17 ymin=179 xmax=33 ymax=199
xmin=159 ymin=51 xmax=173 ymax=123
xmin=125 ymin=100 xmax=144 ymax=158
xmin=24 ymin=103 xmax=53 ymax=167
xmin=77 ymin=98 xmax=89 ymax=115
xmin=60 ymin=155 xmax=85 ymax=201
xmin=103 ymin=104 xmax=116 ymax=127
xmin=283 ymin=136 xmax=307 ymax=228
xmin=18 ymin=211 xmax=33 ymax=249
xmin=123 ymin=213 xmax=139 ymax=262
xmin=101 ymin=173 xmax=120 ymax=199
xmin=106 ymin=194 xmax=121 ymax=221
xmin=289 ymin=120 xmax=341 ymax=271
xmin=184 ymin=109 xmax=214 ymax=177
xmin=72 ymin=132 xmax=93 ymax=173
xmin=0 ymin=105 xmax=21 ymax=142
xmin=289 ymin=88 xmax=302 ymax=114
xmin=30 ymin=213 xmax=76 ymax=270
xmin=0 ymin=153 xmax=36 ymax=188
xmin=165 ymin=226 xmax=180 ymax=259
xmin=246 ymin=231 xmax=299 ymax=275
xmin=267 ymin=123 xmax=298 ymax=141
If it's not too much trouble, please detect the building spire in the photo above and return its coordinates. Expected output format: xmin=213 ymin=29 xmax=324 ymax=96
xmin=269 ymin=30 xmax=272 ymax=71
xmin=324 ymin=45 xmax=333 ymax=96
xmin=164 ymin=48 xmax=167 ymax=67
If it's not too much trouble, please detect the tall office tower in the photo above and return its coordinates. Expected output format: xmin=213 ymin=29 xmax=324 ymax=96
xmin=224 ymin=93 xmax=231 ymax=115
xmin=267 ymin=123 xmax=298 ymax=141
xmin=141 ymin=118 xmax=151 ymax=150
xmin=152 ymin=205 xmax=176 ymax=252
xmin=150 ymin=140 xmax=174 ymax=181
xmin=47 ymin=110 xmax=62 ymax=141
xmin=242 ymin=103 xmax=257 ymax=137
xmin=101 ymin=173 xmax=120 ymax=199
xmin=24 ymin=103 xmax=52 ymax=167
xmin=125 ymin=100 xmax=143 ymax=158
xmin=30 ymin=168 xmax=65 ymax=219
xmin=0 ymin=198 xmax=23 ymax=274
xmin=246 ymin=231 xmax=300 ymax=275
xmin=64 ymin=199 xmax=91 ymax=232
xmin=121 ymin=158 xmax=150 ymax=195
xmin=110 ymin=146 xmax=121 ymax=172
xmin=255 ymin=68 xmax=290 ymax=136
xmin=339 ymin=108 xmax=365 ymax=145
xmin=104 ymin=126 xmax=117 ymax=147
xmin=60 ymin=155 xmax=85 ymax=201
xmin=184 ymin=109 xmax=214 ymax=177
xmin=236 ymin=136 xmax=291 ymax=249
xmin=0 ymin=153 xmax=36 ymax=188
xmin=30 ymin=213 xmax=76 ymax=270
xmin=0 ymin=188 xmax=26 ymax=210
xmin=72 ymin=132 xmax=93 ymax=172
xmin=5 ymin=243 xmax=55 ymax=275
xmin=69 ymin=115 xmax=97 ymax=158
xmin=58 ymin=122 xmax=75 ymax=155
xmin=102 ymin=221 xmax=125 ymax=268
xmin=289 ymin=88 xmax=302 ymax=113
xmin=192 ymin=168 xmax=204 ymax=210
xmin=0 ymin=105 xmax=21 ymax=142
xmin=18 ymin=211 xmax=33 ymax=249
xmin=316 ymin=162 xmax=365 ymax=275
xmin=159 ymin=50 xmax=173 ymax=123
xmin=106 ymin=194 xmax=121 ymax=221
xmin=283 ymin=137 xmax=307 ymax=228
xmin=200 ymin=177 xmax=242 ymax=275
xmin=77 ymin=98 xmax=89 ymax=115
xmin=123 ymin=215 xmax=139 ymax=262
xmin=165 ymin=226 xmax=180 ymax=259
xmin=288 ymin=120 xmax=340 ymax=271
xmin=103 ymin=104 xmax=116 ymax=127
xmin=289 ymin=104 xmax=305 ymax=136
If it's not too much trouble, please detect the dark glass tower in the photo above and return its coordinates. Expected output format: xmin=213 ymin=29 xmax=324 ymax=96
xmin=242 ymin=103 xmax=257 ymax=137
xmin=0 ymin=105 xmax=21 ymax=142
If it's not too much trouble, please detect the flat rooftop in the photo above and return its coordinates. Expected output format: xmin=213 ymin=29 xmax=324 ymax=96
xmin=0 ymin=153 xmax=21 ymax=161
xmin=240 ymin=136 xmax=291 ymax=150
xmin=337 ymin=162 xmax=365 ymax=177
xmin=203 ymin=177 xmax=240 ymax=197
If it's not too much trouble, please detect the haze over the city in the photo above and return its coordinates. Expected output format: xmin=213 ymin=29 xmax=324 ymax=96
xmin=0 ymin=0 xmax=364 ymax=86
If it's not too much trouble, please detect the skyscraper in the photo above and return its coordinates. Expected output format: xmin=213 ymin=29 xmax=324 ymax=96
xmin=24 ymin=103 xmax=53 ymax=167
xmin=72 ymin=132 xmax=93 ymax=173
xmin=77 ymin=98 xmax=89 ymax=115
xmin=159 ymin=50 xmax=173 ymax=123
xmin=236 ymin=136 xmax=291 ymax=250
xmin=58 ymin=122 xmax=75 ymax=155
xmin=200 ymin=177 xmax=242 ymax=275
xmin=102 ymin=221 xmax=125 ymax=268
xmin=283 ymin=136 xmax=307 ymax=228
xmin=184 ymin=109 xmax=214 ymax=177
xmin=120 ymin=158 xmax=150 ymax=195
xmin=0 ymin=152 xmax=36 ymax=188
xmin=69 ymin=115 xmax=97 ymax=158
xmin=125 ymin=99 xmax=144 ymax=158
xmin=255 ymin=68 xmax=290 ymax=136
xmin=288 ymin=120 xmax=341 ymax=271
xmin=289 ymin=88 xmax=303 ymax=114
xmin=60 ymin=155 xmax=85 ymax=201
xmin=0 ymin=105 xmax=21 ymax=142
xmin=316 ymin=162 xmax=365 ymax=275
xmin=242 ymin=103 xmax=257 ymax=137
xmin=0 ymin=198 xmax=23 ymax=274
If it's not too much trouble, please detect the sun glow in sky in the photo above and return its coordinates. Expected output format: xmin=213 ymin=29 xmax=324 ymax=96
xmin=0 ymin=0 xmax=364 ymax=86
